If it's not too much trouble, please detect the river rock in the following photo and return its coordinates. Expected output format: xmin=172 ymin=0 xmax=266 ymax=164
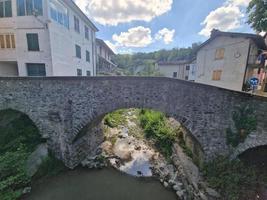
xmin=176 ymin=190 xmax=184 ymax=198
xmin=173 ymin=183 xmax=183 ymax=191
xmin=26 ymin=143 xmax=48 ymax=177
xmin=199 ymin=192 xmax=208 ymax=200
xmin=163 ymin=181 xmax=169 ymax=188
xmin=22 ymin=187 xmax=31 ymax=194
xmin=205 ymin=187 xmax=221 ymax=198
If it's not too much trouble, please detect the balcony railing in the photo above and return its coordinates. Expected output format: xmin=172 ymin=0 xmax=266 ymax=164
xmin=248 ymin=55 xmax=259 ymax=66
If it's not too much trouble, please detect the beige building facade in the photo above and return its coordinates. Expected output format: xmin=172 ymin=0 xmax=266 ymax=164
xmin=156 ymin=60 xmax=194 ymax=81
xmin=196 ymin=30 xmax=267 ymax=92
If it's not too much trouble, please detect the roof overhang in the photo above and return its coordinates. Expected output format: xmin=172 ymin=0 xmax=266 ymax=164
xmin=67 ymin=0 xmax=99 ymax=32
xmin=197 ymin=30 xmax=267 ymax=52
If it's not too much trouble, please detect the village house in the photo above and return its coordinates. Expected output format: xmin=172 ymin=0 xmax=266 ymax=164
xmin=96 ymin=38 xmax=117 ymax=75
xmin=195 ymin=30 xmax=267 ymax=92
xmin=156 ymin=59 xmax=196 ymax=81
xmin=0 ymin=0 xmax=98 ymax=77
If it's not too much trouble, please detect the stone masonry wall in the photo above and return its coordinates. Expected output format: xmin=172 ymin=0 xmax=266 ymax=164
xmin=0 ymin=77 xmax=266 ymax=168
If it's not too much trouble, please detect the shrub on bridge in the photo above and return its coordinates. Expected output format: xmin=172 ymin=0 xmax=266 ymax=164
xmin=226 ymin=105 xmax=257 ymax=147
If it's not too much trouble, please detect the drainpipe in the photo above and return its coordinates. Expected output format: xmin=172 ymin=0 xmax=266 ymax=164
xmin=242 ymin=41 xmax=252 ymax=91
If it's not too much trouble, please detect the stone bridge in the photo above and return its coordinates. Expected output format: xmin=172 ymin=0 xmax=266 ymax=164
xmin=0 ymin=77 xmax=266 ymax=168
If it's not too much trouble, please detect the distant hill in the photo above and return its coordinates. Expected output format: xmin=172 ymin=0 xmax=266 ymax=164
xmin=111 ymin=43 xmax=200 ymax=75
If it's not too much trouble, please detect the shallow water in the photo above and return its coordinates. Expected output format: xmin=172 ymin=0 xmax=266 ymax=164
xmin=24 ymin=168 xmax=177 ymax=200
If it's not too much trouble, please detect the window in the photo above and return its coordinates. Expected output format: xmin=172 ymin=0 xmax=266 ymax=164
xmin=86 ymin=71 xmax=91 ymax=76
xmin=212 ymin=70 xmax=222 ymax=81
xmin=26 ymin=33 xmax=39 ymax=51
xmin=0 ymin=35 xmax=4 ymax=48
xmin=49 ymin=0 xmax=69 ymax=28
xmin=186 ymin=65 xmax=190 ymax=70
xmin=0 ymin=0 xmax=12 ymax=18
xmin=77 ymin=69 xmax=82 ymax=76
xmin=215 ymin=48 xmax=225 ymax=60
xmin=74 ymin=16 xmax=80 ymax=33
xmin=75 ymin=45 xmax=81 ymax=58
xmin=0 ymin=34 xmax=15 ymax=49
xmin=86 ymin=50 xmax=90 ymax=62
xmin=173 ymin=72 xmax=177 ymax=78
xmin=185 ymin=76 xmax=189 ymax=80
xmin=17 ymin=0 xmax=43 ymax=16
xmin=85 ymin=26 xmax=89 ymax=40
xmin=27 ymin=63 xmax=46 ymax=76
xmin=5 ymin=34 xmax=10 ymax=48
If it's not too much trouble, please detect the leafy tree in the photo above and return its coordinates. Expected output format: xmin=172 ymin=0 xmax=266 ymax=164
xmin=247 ymin=0 xmax=267 ymax=32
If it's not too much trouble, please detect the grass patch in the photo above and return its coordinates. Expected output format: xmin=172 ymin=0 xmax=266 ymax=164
xmin=104 ymin=109 xmax=126 ymax=128
xmin=138 ymin=109 xmax=177 ymax=158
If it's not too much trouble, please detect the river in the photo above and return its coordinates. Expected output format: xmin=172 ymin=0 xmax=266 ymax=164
xmin=23 ymin=168 xmax=177 ymax=200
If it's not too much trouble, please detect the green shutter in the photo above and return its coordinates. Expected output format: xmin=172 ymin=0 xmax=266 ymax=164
xmin=27 ymin=33 xmax=39 ymax=51
xmin=27 ymin=64 xmax=46 ymax=76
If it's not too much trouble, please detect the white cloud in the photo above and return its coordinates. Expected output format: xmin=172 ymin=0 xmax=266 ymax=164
xmin=155 ymin=28 xmax=175 ymax=44
xmin=227 ymin=0 xmax=251 ymax=7
xmin=74 ymin=0 xmax=173 ymax=26
xmin=112 ymin=26 xmax=153 ymax=48
xmin=199 ymin=0 xmax=251 ymax=37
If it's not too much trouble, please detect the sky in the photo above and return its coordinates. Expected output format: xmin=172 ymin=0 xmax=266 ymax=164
xmin=74 ymin=0 xmax=253 ymax=54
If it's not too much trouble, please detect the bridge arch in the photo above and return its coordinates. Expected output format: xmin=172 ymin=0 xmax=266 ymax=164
xmin=0 ymin=107 xmax=44 ymax=137
xmin=231 ymin=134 xmax=267 ymax=159
xmin=71 ymin=107 xmax=205 ymax=167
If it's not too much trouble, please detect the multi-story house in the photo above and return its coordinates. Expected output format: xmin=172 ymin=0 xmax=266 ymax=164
xmin=0 ymin=0 xmax=98 ymax=77
xmin=156 ymin=59 xmax=195 ymax=81
xmin=196 ymin=30 xmax=267 ymax=92
xmin=96 ymin=38 xmax=117 ymax=75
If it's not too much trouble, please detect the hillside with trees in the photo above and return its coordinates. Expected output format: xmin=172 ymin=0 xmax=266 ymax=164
xmin=112 ymin=43 xmax=200 ymax=75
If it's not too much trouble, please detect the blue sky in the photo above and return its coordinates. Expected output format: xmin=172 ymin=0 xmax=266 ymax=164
xmin=75 ymin=0 xmax=253 ymax=54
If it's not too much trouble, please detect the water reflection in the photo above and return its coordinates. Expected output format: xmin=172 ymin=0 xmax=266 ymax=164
xmin=24 ymin=168 xmax=177 ymax=200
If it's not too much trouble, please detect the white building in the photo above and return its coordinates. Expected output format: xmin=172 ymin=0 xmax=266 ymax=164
xmin=156 ymin=60 xmax=195 ymax=81
xmin=196 ymin=30 xmax=267 ymax=91
xmin=0 ymin=0 xmax=98 ymax=77
xmin=96 ymin=38 xmax=117 ymax=75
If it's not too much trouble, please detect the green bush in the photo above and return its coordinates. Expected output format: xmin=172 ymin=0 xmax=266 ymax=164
xmin=0 ymin=146 xmax=31 ymax=200
xmin=139 ymin=109 xmax=176 ymax=158
xmin=203 ymin=156 xmax=260 ymax=200
xmin=0 ymin=109 xmax=43 ymax=200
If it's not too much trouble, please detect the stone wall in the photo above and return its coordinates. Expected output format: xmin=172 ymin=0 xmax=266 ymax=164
xmin=0 ymin=77 xmax=266 ymax=168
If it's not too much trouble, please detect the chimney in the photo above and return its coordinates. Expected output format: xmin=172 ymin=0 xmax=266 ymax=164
xmin=211 ymin=29 xmax=220 ymax=37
